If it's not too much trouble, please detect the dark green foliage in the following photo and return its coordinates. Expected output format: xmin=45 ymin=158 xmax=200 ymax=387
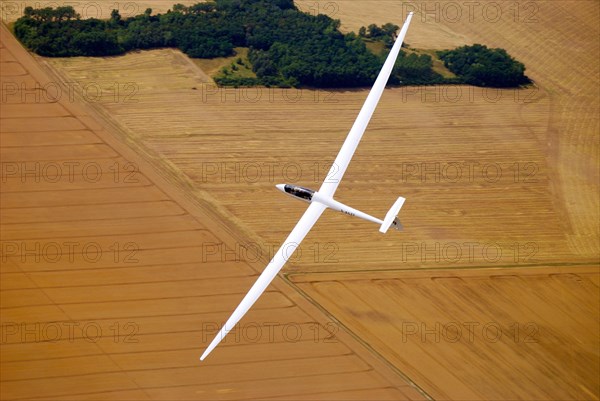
xmin=250 ymin=33 xmax=381 ymax=87
xmin=366 ymin=24 xmax=383 ymax=38
xmin=110 ymin=9 xmax=121 ymax=22
xmin=438 ymin=44 xmax=530 ymax=87
xmin=15 ymin=8 xmax=123 ymax=56
xmin=14 ymin=3 xmax=529 ymax=88
xmin=390 ymin=51 xmax=445 ymax=85
xmin=358 ymin=22 xmax=398 ymax=48
xmin=14 ymin=2 xmax=239 ymax=58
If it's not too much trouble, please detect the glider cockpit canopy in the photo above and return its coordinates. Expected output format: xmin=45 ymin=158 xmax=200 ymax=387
xmin=284 ymin=184 xmax=315 ymax=202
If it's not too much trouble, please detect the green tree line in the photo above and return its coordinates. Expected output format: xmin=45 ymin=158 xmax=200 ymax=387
xmin=14 ymin=1 xmax=530 ymax=88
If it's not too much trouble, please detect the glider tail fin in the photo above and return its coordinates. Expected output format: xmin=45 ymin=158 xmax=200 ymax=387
xmin=379 ymin=197 xmax=405 ymax=233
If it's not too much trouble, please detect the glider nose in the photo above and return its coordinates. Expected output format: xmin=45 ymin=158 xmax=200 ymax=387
xmin=276 ymin=184 xmax=286 ymax=193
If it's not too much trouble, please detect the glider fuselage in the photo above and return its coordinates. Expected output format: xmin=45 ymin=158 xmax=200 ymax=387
xmin=277 ymin=183 xmax=383 ymax=225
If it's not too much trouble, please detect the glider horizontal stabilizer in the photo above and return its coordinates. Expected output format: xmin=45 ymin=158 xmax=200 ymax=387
xmin=380 ymin=197 xmax=405 ymax=233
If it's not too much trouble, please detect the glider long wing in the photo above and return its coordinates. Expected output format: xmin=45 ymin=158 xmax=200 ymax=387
xmin=319 ymin=12 xmax=413 ymax=198
xmin=201 ymin=13 xmax=413 ymax=361
xmin=200 ymin=202 xmax=327 ymax=360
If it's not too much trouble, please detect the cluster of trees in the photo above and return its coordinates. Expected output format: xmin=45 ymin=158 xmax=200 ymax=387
xmin=248 ymin=34 xmax=387 ymax=87
xmin=22 ymin=6 xmax=78 ymax=22
xmin=14 ymin=7 xmax=123 ymax=56
xmin=391 ymin=51 xmax=447 ymax=85
xmin=359 ymin=23 xmax=399 ymax=39
xmin=14 ymin=2 xmax=530 ymax=88
xmin=358 ymin=23 xmax=399 ymax=48
xmin=438 ymin=44 xmax=530 ymax=87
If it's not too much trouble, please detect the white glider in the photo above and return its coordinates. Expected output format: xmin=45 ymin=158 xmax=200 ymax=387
xmin=200 ymin=12 xmax=413 ymax=361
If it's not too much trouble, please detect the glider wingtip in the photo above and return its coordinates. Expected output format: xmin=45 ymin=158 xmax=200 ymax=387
xmin=200 ymin=348 xmax=211 ymax=361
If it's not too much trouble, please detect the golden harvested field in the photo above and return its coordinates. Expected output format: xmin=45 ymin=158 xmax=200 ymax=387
xmin=2 ymin=0 xmax=599 ymax=399
xmin=291 ymin=265 xmax=600 ymax=400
